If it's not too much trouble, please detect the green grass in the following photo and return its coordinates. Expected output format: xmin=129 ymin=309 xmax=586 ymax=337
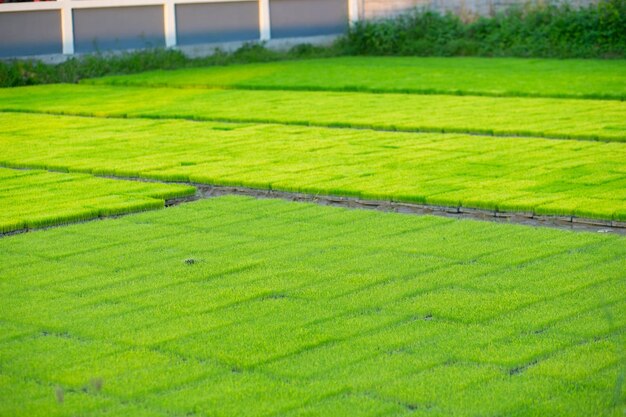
xmin=1 ymin=84 xmax=624 ymax=142
xmin=0 ymin=196 xmax=624 ymax=416
xmin=0 ymin=167 xmax=195 ymax=233
xmin=85 ymin=57 xmax=626 ymax=100
xmin=0 ymin=112 xmax=624 ymax=221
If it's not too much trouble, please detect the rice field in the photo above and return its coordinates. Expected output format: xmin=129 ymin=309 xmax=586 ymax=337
xmin=1 ymin=85 xmax=624 ymax=141
xmin=0 ymin=113 xmax=624 ymax=221
xmin=1 ymin=196 xmax=625 ymax=417
xmin=85 ymin=57 xmax=626 ymax=100
xmin=0 ymin=167 xmax=195 ymax=233
xmin=1 ymin=56 xmax=625 ymax=416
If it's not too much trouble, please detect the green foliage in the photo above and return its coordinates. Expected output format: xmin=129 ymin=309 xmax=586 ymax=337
xmin=0 ymin=48 xmax=187 ymax=88
xmin=0 ymin=43 xmax=342 ymax=88
xmin=0 ymin=167 xmax=195 ymax=233
xmin=1 ymin=83 xmax=625 ymax=142
xmin=0 ymin=112 xmax=624 ymax=221
xmin=343 ymin=0 xmax=626 ymax=58
xmin=0 ymin=196 xmax=624 ymax=416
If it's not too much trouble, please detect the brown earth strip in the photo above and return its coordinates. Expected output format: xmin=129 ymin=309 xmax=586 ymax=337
xmin=2 ymin=170 xmax=624 ymax=237
xmin=187 ymin=183 xmax=626 ymax=234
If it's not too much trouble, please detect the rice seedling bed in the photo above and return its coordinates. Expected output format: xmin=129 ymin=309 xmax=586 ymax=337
xmin=84 ymin=57 xmax=626 ymax=101
xmin=0 ymin=167 xmax=195 ymax=233
xmin=0 ymin=113 xmax=624 ymax=221
xmin=1 ymin=84 xmax=625 ymax=142
xmin=0 ymin=196 xmax=624 ymax=417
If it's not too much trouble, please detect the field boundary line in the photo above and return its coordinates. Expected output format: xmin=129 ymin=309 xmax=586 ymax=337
xmin=185 ymin=183 xmax=626 ymax=234
xmin=82 ymin=81 xmax=626 ymax=102
xmin=2 ymin=165 xmax=624 ymax=237
xmin=0 ymin=108 xmax=620 ymax=144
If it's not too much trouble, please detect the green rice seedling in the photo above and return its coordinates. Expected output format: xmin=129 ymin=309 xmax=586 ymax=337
xmin=1 ymin=84 xmax=625 ymax=142
xmin=84 ymin=57 xmax=626 ymax=101
xmin=0 ymin=113 xmax=623 ymax=221
xmin=1 ymin=196 xmax=624 ymax=416
xmin=0 ymin=168 xmax=195 ymax=233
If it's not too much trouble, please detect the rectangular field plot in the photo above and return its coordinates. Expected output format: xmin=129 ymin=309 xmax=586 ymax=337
xmin=0 ymin=196 xmax=624 ymax=416
xmin=85 ymin=56 xmax=626 ymax=100
xmin=1 ymin=84 xmax=625 ymax=142
xmin=0 ymin=167 xmax=195 ymax=233
xmin=0 ymin=113 xmax=624 ymax=221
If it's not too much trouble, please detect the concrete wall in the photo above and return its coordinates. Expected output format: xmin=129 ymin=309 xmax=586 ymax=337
xmin=176 ymin=1 xmax=259 ymax=45
xmin=73 ymin=6 xmax=165 ymax=54
xmin=361 ymin=0 xmax=596 ymax=19
xmin=270 ymin=0 xmax=348 ymax=38
xmin=0 ymin=10 xmax=62 ymax=58
xmin=0 ymin=0 xmax=351 ymax=58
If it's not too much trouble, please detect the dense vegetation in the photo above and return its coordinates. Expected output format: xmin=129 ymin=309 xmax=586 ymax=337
xmin=0 ymin=44 xmax=335 ymax=88
xmin=345 ymin=0 xmax=626 ymax=58
xmin=1 ymin=196 xmax=624 ymax=416
xmin=1 ymin=112 xmax=624 ymax=221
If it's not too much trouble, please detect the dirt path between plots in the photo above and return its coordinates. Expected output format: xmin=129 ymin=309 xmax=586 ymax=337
xmin=0 ymin=167 xmax=626 ymax=237
xmin=171 ymin=183 xmax=626 ymax=234
xmin=2 ymin=168 xmax=625 ymax=237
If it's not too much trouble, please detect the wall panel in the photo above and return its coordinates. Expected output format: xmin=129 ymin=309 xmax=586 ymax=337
xmin=176 ymin=1 xmax=259 ymax=45
xmin=0 ymin=10 xmax=62 ymax=57
xmin=270 ymin=0 xmax=348 ymax=38
xmin=73 ymin=6 xmax=165 ymax=54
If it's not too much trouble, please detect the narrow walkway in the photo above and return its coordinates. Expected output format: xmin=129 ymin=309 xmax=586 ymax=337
xmin=3 ymin=167 xmax=624 ymax=237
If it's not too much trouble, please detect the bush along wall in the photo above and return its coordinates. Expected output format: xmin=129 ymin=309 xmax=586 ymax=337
xmin=0 ymin=43 xmax=340 ymax=88
xmin=342 ymin=0 xmax=626 ymax=58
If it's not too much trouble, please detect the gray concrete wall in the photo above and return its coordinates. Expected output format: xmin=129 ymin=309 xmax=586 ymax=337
xmin=176 ymin=1 xmax=259 ymax=45
xmin=0 ymin=0 xmax=351 ymax=59
xmin=73 ymin=6 xmax=165 ymax=54
xmin=0 ymin=10 xmax=62 ymax=58
xmin=361 ymin=0 xmax=597 ymax=19
xmin=270 ymin=0 xmax=348 ymax=38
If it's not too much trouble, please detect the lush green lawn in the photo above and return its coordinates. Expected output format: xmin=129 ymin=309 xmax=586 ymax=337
xmin=0 ymin=167 xmax=195 ymax=233
xmin=1 ymin=196 xmax=624 ymax=417
xmin=1 ymin=85 xmax=625 ymax=141
xmin=85 ymin=57 xmax=626 ymax=100
xmin=0 ymin=113 xmax=624 ymax=221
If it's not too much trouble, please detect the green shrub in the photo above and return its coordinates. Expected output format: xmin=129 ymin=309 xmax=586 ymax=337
xmin=342 ymin=0 xmax=626 ymax=58
xmin=0 ymin=43 xmax=342 ymax=88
